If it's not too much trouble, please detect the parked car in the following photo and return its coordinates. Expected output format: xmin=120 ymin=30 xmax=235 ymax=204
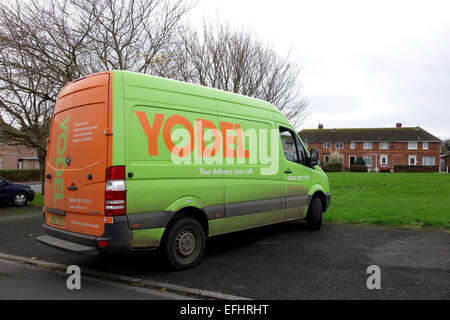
xmin=379 ymin=164 xmax=392 ymax=172
xmin=0 ymin=177 xmax=35 ymax=206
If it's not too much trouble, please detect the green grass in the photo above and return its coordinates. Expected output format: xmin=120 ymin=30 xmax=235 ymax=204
xmin=30 ymin=192 xmax=44 ymax=207
xmin=324 ymin=172 xmax=450 ymax=228
xmin=25 ymin=174 xmax=450 ymax=229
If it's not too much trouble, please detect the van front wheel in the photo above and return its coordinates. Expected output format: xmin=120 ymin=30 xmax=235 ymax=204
xmin=306 ymin=197 xmax=322 ymax=230
xmin=163 ymin=217 xmax=205 ymax=270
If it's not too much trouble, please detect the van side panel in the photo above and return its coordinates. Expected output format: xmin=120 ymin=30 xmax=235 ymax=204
xmin=213 ymin=91 xmax=283 ymax=232
xmin=110 ymin=71 xmax=330 ymax=249
xmin=117 ymin=72 xmax=224 ymax=246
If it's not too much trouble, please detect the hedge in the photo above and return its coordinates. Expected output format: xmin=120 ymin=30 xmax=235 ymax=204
xmin=323 ymin=162 xmax=343 ymax=172
xmin=393 ymin=165 xmax=439 ymax=173
xmin=0 ymin=169 xmax=41 ymax=182
xmin=355 ymin=156 xmax=366 ymax=166
xmin=349 ymin=165 xmax=368 ymax=172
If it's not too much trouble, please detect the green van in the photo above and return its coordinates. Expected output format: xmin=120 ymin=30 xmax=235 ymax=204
xmin=37 ymin=70 xmax=331 ymax=269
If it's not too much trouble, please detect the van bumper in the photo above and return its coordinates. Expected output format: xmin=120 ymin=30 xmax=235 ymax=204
xmin=36 ymin=234 xmax=100 ymax=255
xmin=37 ymin=216 xmax=132 ymax=255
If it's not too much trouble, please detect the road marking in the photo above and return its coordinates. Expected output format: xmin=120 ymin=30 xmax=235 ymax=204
xmin=0 ymin=252 xmax=250 ymax=300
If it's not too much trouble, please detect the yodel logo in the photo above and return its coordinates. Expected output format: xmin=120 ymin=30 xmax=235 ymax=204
xmin=54 ymin=115 xmax=70 ymax=205
xmin=135 ymin=111 xmax=280 ymax=175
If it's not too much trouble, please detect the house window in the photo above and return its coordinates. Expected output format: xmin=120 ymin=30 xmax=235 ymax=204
xmin=336 ymin=142 xmax=344 ymax=149
xmin=324 ymin=155 xmax=330 ymax=164
xmin=408 ymin=142 xmax=417 ymax=150
xmin=324 ymin=142 xmax=331 ymax=149
xmin=423 ymin=157 xmax=435 ymax=166
xmin=423 ymin=142 xmax=428 ymax=150
xmin=363 ymin=142 xmax=372 ymax=149
xmin=408 ymin=155 xmax=417 ymax=166
xmin=350 ymin=142 xmax=355 ymax=149
xmin=363 ymin=156 xmax=372 ymax=166
xmin=380 ymin=142 xmax=389 ymax=149
xmin=380 ymin=155 xmax=388 ymax=165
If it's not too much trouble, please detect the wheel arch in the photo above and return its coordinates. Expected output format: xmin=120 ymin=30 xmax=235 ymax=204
xmin=308 ymin=184 xmax=327 ymax=212
xmin=165 ymin=206 xmax=209 ymax=237
xmin=311 ymin=191 xmax=326 ymax=213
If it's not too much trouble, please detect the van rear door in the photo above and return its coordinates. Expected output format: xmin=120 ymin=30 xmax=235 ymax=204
xmin=44 ymin=72 xmax=111 ymax=237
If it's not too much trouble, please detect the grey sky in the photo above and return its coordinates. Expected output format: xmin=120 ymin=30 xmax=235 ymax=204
xmin=187 ymin=0 xmax=450 ymax=139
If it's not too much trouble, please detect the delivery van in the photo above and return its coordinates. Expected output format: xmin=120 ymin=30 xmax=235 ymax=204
xmin=36 ymin=70 xmax=331 ymax=269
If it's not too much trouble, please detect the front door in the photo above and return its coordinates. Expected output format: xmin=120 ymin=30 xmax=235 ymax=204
xmin=279 ymin=127 xmax=311 ymax=221
xmin=349 ymin=156 xmax=356 ymax=166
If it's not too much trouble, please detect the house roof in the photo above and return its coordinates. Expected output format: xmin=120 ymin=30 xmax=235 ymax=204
xmin=298 ymin=127 xmax=441 ymax=143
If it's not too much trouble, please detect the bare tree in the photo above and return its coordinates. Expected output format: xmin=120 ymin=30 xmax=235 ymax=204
xmin=0 ymin=0 xmax=191 ymax=193
xmin=157 ymin=22 xmax=309 ymax=127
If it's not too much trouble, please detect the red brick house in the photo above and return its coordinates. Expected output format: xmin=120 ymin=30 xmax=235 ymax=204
xmin=299 ymin=123 xmax=441 ymax=170
xmin=0 ymin=142 xmax=39 ymax=170
xmin=441 ymin=154 xmax=450 ymax=172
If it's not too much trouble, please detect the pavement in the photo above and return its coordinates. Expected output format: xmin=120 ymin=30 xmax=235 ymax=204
xmin=0 ymin=205 xmax=449 ymax=300
xmin=0 ymin=258 xmax=188 ymax=300
xmin=23 ymin=182 xmax=41 ymax=194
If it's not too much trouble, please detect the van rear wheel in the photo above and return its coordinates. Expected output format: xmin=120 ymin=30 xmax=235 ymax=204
xmin=306 ymin=197 xmax=322 ymax=230
xmin=163 ymin=217 xmax=205 ymax=270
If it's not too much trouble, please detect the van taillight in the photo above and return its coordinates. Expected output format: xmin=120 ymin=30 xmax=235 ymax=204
xmin=105 ymin=166 xmax=126 ymax=216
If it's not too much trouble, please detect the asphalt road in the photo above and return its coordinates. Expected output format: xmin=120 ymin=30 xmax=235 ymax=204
xmin=0 ymin=259 xmax=186 ymax=300
xmin=0 ymin=205 xmax=449 ymax=299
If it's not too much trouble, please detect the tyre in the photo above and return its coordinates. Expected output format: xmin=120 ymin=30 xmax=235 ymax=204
xmin=306 ymin=196 xmax=322 ymax=230
xmin=13 ymin=192 xmax=28 ymax=206
xmin=162 ymin=217 xmax=205 ymax=270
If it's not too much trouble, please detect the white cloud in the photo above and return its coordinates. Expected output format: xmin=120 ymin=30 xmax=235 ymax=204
xmin=188 ymin=0 xmax=450 ymax=139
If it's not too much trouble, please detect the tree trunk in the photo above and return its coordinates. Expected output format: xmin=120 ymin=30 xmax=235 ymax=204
xmin=38 ymin=152 xmax=46 ymax=196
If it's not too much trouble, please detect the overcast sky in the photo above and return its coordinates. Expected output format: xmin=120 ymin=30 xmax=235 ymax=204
xmin=186 ymin=0 xmax=450 ymax=139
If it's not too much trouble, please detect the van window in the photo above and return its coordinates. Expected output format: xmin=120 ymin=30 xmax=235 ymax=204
xmin=294 ymin=135 xmax=306 ymax=164
xmin=280 ymin=128 xmax=298 ymax=163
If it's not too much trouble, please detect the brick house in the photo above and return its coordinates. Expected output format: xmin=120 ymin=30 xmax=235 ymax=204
xmin=0 ymin=142 xmax=39 ymax=170
xmin=299 ymin=123 xmax=441 ymax=170
xmin=441 ymin=154 xmax=450 ymax=172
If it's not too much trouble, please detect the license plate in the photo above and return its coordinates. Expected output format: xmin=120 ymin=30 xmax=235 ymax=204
xmin=49 ymin=214 xmax=65 ymax=226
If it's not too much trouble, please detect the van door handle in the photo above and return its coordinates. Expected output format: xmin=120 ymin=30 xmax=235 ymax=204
xmin=45 ymin=174 xmax=52 ymax=179
xmin=67 ymin=186 xmax=78 ymax=191
xmin=284 ymin=170 xmax=292 ymax=174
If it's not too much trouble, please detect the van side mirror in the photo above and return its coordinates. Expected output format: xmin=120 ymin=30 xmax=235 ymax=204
xmin=309 ymin=149 xmax=319 ymax=166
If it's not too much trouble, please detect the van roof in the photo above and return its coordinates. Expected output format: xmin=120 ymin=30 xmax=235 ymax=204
xmin=116 ymin=70 xmax=290 ymax=126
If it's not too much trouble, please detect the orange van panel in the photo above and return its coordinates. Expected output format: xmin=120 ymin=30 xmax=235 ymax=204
xmin=44 ymin=72 xmax=112 ymax=236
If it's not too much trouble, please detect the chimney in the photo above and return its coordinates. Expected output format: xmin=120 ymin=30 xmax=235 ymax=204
xmin=396 ymin=122 xmax=402 ymax=128
xmin=318 ymin=123 xmax=323 ymax=129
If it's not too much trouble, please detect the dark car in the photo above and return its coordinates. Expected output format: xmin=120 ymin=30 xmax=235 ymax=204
xmin=0 ymin=177 xmax=35 ymax=206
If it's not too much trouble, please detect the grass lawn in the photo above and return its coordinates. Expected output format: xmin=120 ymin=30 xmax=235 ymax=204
xmin=26 ymin=173 xmax=450 ymax=228
xmin=30 ymin=192 xmax=44 ymax=207
xmin=324 ymin=172 xmax=450 ymax=228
